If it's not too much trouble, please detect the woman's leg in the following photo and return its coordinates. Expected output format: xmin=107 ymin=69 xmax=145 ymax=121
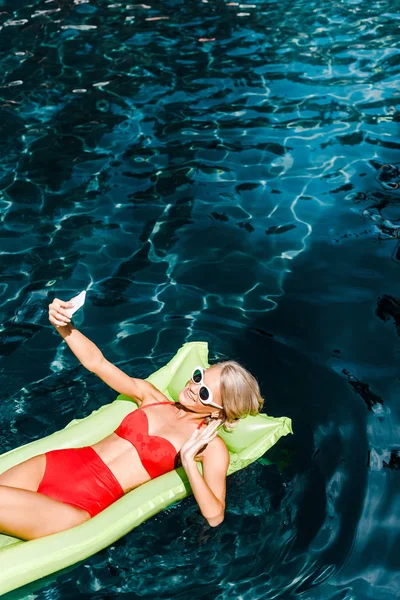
xmin=0 ymin=455 xmax=90 ymax=540
xmin=0 ymin=484 xmax=90 ymax=540
xmin=0 ymin=454 xmax=46 ymax=490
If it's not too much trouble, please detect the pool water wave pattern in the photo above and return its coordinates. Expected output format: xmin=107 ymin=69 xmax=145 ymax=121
xmin=0 ymin=0 xmax=399 ymax=599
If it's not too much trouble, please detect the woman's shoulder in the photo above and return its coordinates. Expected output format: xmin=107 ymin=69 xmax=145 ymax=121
xmin=140 ymin=383 xmax=173 ymax=407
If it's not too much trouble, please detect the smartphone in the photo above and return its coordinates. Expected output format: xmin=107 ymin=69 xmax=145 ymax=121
xmin=65 ymin=290 xmax=86 ymax=318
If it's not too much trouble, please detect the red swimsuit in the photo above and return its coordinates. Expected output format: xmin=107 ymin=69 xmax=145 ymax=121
xmin=114 ymin=402 xmax=180 ymax=477
xmin=37 ymin=446 xmax=124 ymax=518
xmin=37 ymin=402 xmax=201 ymax=517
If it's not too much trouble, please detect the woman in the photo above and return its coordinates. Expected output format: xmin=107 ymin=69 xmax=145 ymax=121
xmin=0 ymin=298 xmax=264 ymax=541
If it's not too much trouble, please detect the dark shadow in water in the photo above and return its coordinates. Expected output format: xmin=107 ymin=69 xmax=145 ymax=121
xmin=224 ymin=315 xmax=369 ymax=594
xmin=342 ymin=370 xmax=384 ymax=411
xmin=376 ymin=294 xmax=400 ymax=337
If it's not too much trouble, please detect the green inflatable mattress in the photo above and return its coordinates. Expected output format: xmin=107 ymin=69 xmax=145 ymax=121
xmin=0 ymin=341 xmax=293 ymax=595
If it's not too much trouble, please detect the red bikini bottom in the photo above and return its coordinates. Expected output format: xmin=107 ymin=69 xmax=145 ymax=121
xmin=37 ymin=446 xmax=124 ymax=517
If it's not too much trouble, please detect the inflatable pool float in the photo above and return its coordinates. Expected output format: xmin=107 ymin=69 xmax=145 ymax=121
xmin=0 ymin=342 xmax=293 ymax=596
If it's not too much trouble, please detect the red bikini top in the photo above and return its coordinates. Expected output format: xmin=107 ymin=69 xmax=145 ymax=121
xmin=114 ymin=402 xmax=204 ymax=479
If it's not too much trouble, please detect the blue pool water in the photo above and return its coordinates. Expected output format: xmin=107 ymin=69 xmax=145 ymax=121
xmin=1 ymin=0 xmax=399 ymax=598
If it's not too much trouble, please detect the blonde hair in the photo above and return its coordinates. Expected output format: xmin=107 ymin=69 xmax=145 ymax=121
xmin=214 ymin=360 xmax=264 ymax=430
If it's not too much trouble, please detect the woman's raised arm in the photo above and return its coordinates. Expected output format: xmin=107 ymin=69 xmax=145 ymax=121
xmin=48 ymin=298 xmax=159 ymax=404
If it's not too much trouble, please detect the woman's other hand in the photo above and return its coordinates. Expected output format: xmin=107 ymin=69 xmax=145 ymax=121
xmin=180 ymin=419 xmax=228 ymax=526
xmin=48 ymin=299 xmax=73 ymax=328
xmin=180 ymin=419 xmax=223 ymax=468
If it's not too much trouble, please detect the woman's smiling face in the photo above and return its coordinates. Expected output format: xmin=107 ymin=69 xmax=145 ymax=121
xmin=178 ymin=366 xmax=223 ymax=415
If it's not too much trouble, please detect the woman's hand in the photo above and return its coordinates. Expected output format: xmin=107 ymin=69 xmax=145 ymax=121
xmin=180 ymin=419 xmax=223 ymax=468
xmin=48 ymin=298 xmax=73 ymax=328
xmin=180 ymin=419 xmax=228 ymax=526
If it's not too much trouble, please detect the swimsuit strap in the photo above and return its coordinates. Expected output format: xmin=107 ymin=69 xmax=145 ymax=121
xmin=140 ymin=401 xmax=176 ymax=409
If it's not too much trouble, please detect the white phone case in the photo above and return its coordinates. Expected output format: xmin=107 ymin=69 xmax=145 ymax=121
xmin=65 ymin=290 xmax=86 ymax=318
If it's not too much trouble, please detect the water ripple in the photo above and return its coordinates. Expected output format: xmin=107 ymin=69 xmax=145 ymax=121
xmin=0 ymin=0 xmax=399 ymax=598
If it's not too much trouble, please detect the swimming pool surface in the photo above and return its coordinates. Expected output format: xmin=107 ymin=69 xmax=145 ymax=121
xmin=0 ymin=0 xmax=399 ymax=598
